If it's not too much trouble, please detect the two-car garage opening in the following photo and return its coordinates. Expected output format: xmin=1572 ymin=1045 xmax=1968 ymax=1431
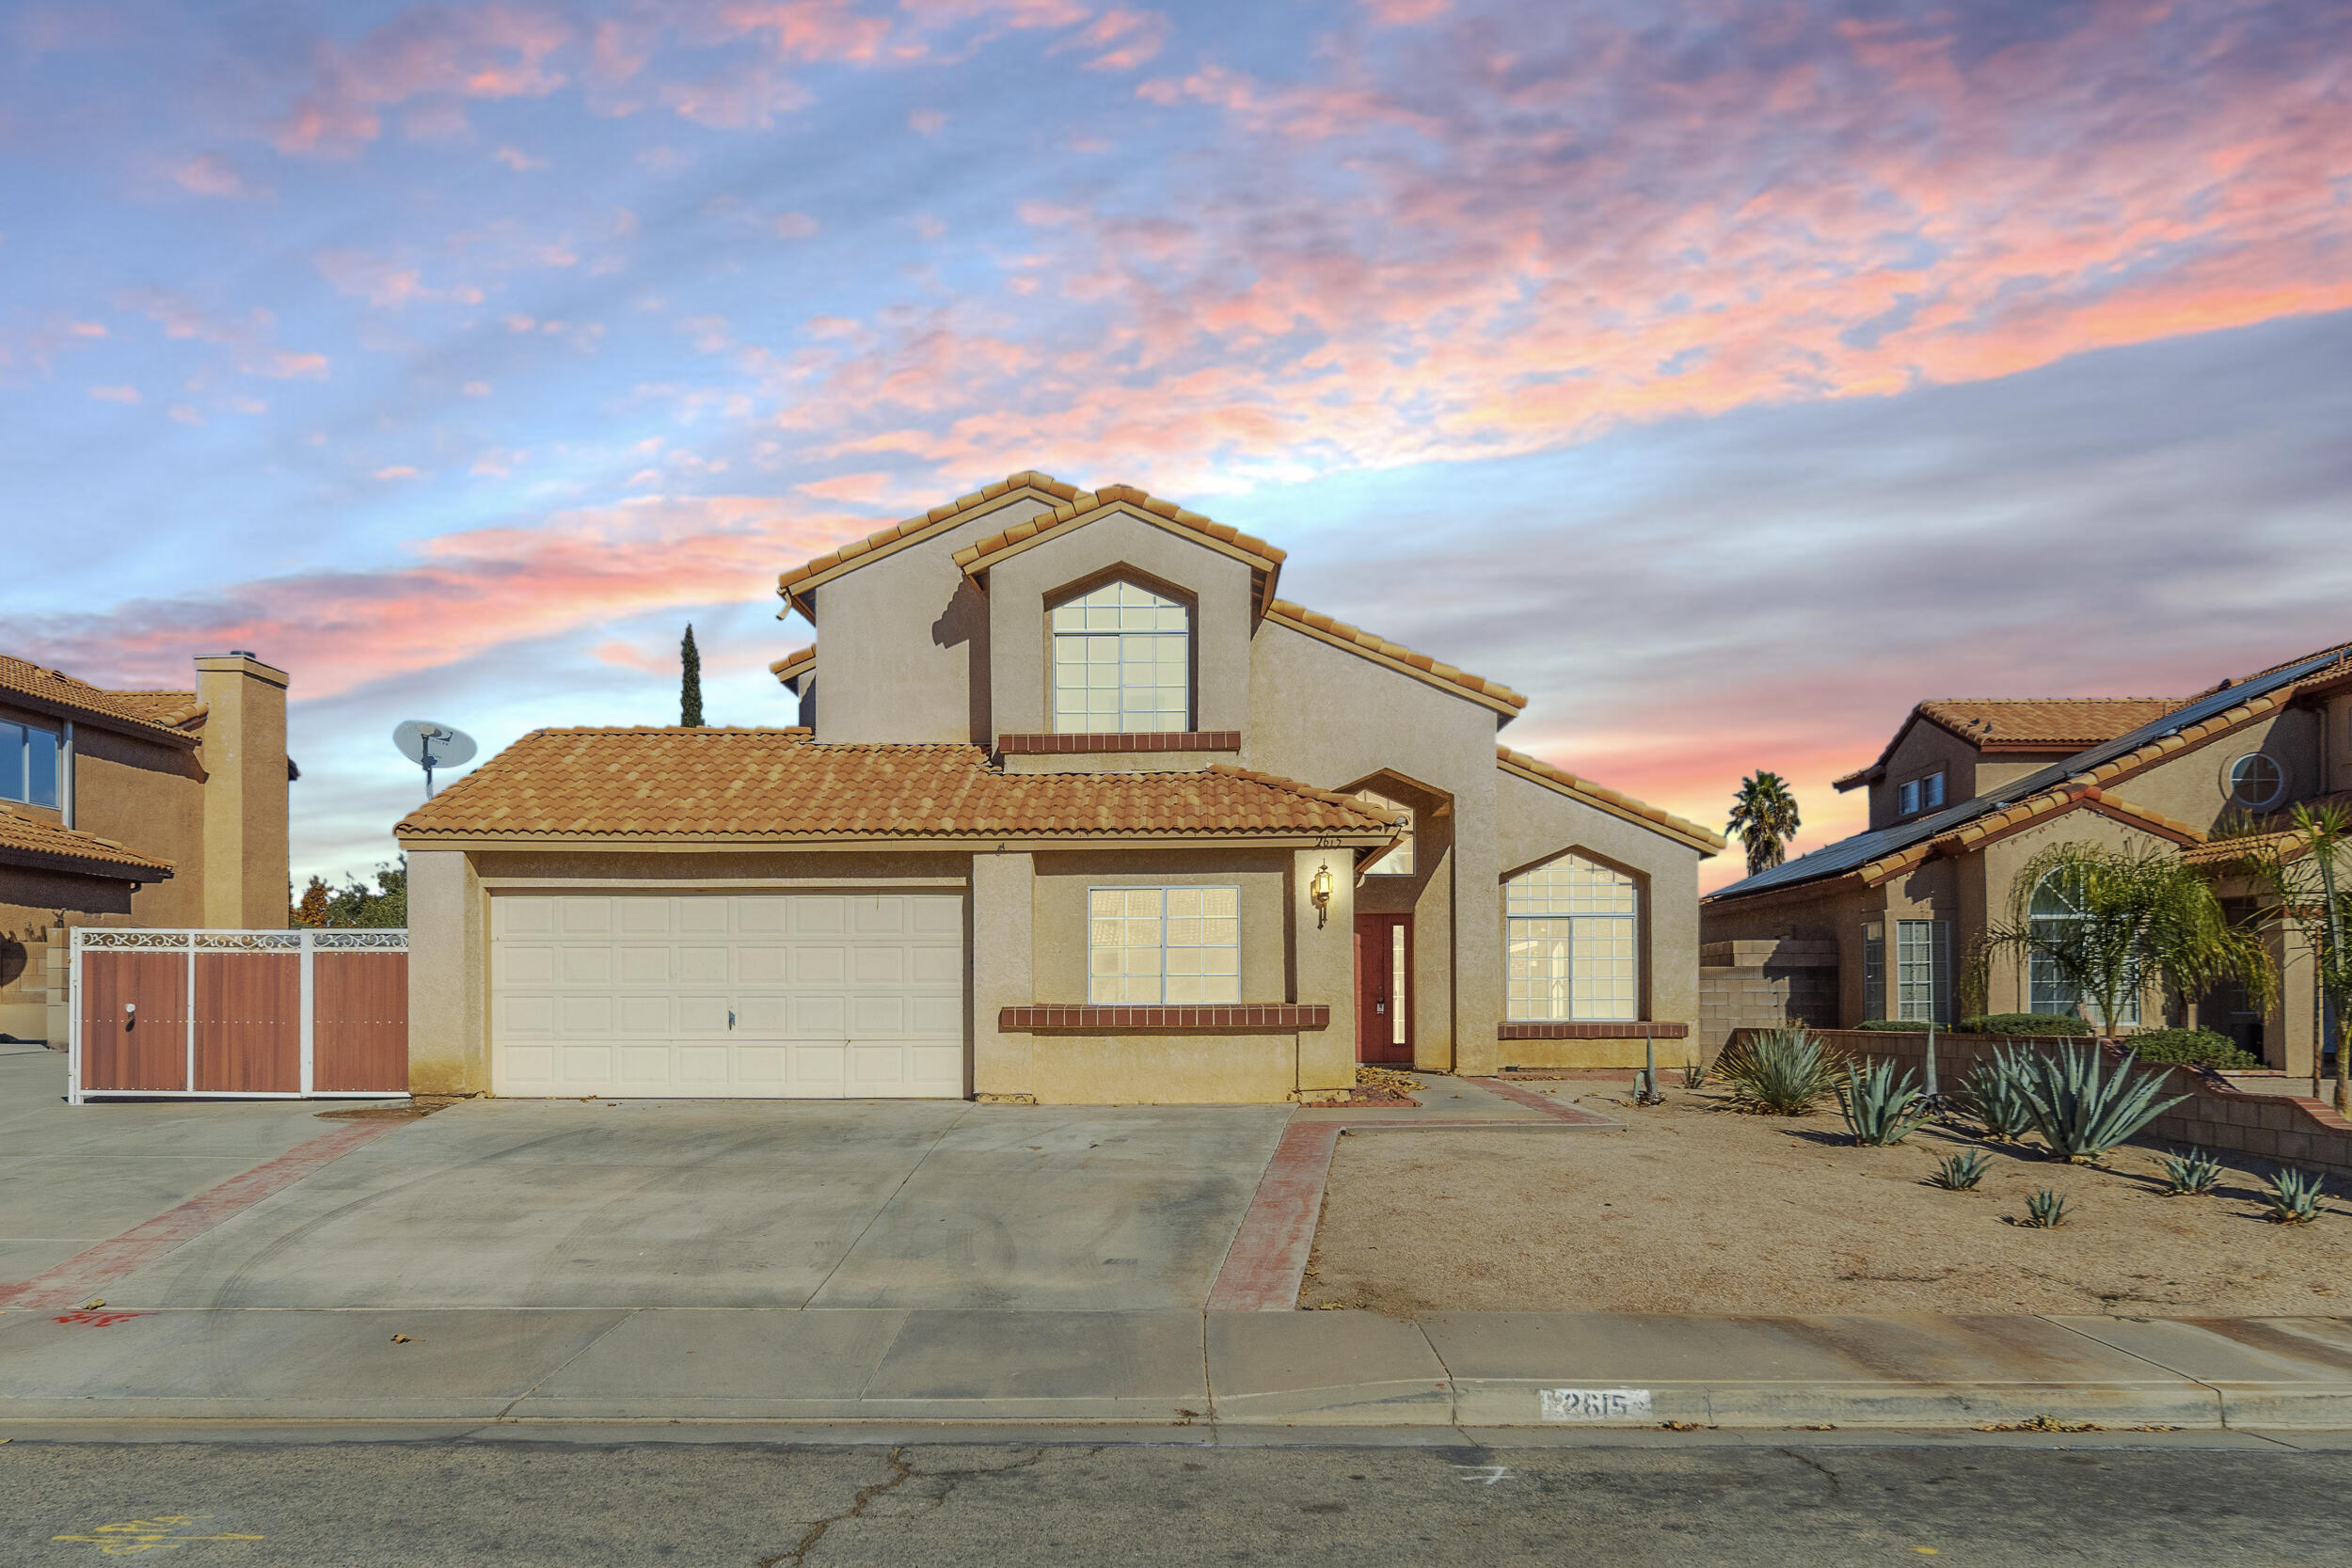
xmin=490 ymin=892 xmax=966 ymax=1099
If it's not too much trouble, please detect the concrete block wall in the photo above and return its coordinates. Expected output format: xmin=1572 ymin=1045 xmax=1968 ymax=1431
xmin=1698 ymin=939 xmax=1837 ymax=1060
xmin=1754 ymin=1026 xmax=2352 ymax=1182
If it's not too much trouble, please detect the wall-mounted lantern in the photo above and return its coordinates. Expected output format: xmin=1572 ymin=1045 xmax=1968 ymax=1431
xmin=1310 ymin=862 xmax=1334 ymax=927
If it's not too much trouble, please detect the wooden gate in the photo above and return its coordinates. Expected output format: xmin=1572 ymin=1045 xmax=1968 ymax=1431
xmin=71 ymin=928 xmax=409 ymax=1102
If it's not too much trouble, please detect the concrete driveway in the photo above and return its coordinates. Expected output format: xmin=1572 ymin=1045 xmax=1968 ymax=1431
xmin=0 ymin=1047 xmax=335 ymax=1287
xmin=39 ymin=1094 xmax=1291 ymax=1312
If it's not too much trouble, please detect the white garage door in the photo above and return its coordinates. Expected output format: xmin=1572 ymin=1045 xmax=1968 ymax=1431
xmin=490 ymin=893 xmax=965 ymax=1099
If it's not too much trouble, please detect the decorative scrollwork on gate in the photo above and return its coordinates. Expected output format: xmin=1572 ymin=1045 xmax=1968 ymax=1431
xmin=75 ymin=928 xmax=194 ymax=951
xmin=312 ymin=928 xmax=409 ymax=950
xmin=192 ymin=931 xmax=303 ymax=952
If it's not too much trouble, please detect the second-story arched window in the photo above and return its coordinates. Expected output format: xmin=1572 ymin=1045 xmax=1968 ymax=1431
xmin=1051 ymin=580 xmax=1189 ymax=734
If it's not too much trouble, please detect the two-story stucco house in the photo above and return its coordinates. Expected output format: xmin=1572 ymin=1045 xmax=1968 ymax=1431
xmin=0 ymin=651 xmax=294 ymax=1044
xmin=397 ymin=472 xmax=1723 ymax=1103
xmin=1702 ymin=638 xmax=2352 ymax=1073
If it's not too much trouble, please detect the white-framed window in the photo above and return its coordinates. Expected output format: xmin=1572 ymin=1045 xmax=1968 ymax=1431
xmin=1896 ymin=918 xmax=1949 ymax=1023
xmin=1897 ymin=772 xmax=1945 ymax=816
xmin=1052 ymin=580 xmax=1189 ymax=734
xmin=1505 ymin=854 xmax=1637 ymax=1022
xmin=0 ymin=721 xmax=61 ymax=809
xmin=1088 ymin=885 xmax=1238 ymax=1005
xmin=1356 ymin=789 xmax=1415 ymax=876
xmin=2226 ymin=752 xmax=2285 ymax=811
xmin=2027 ymin=874 xmax=2139 ymax=1025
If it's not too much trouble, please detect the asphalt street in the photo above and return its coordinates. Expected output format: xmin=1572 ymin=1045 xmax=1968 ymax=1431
xmin=6 ymin=1436 xmax=2347 ymax=1566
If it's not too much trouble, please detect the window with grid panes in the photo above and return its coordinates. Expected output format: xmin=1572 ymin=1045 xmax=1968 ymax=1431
xmin=1088 ymin=885 xmax=1239 ymax=1005
xmin=1052 ymin=581 xmax=1189 ymax=734
xmin=1896 ymin=918 xmax=1949 ymax=1022
xmin=2027 ymin=875 xmax=2139 ymax=1025
xmin=1505 ymin=854 xmax=1638 ymax=1022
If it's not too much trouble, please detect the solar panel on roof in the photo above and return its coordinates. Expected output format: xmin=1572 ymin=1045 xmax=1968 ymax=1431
xmin=1710 ymin=643 xmax=2351 ymax=902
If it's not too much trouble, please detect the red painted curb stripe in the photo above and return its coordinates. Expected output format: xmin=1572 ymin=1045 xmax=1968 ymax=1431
xmin=1466 ymin=1077 xmax=1619 ymax=1124
xmin=0 ymin=1119 xmax=402 ymax=1311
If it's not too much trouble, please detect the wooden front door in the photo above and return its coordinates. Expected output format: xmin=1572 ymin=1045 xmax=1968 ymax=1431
xmin=1354 ymin=913 xmax=1413 ymax=1064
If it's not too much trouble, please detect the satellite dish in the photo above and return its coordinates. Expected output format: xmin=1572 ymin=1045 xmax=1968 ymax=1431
xmin=393 ymin=721 xmax=477 ymax=799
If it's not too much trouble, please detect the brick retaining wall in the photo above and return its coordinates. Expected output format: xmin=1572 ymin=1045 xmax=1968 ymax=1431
xmin=1732 ymin=1026 xmax=2352 ymax=1181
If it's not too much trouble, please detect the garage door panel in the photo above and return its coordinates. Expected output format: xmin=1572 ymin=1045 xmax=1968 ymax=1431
xmin=909 ymin=994 xmax=961 ymax=1036
xmin=618 ymin=899 xmax=672 ymax=935
xmin=559 ymin=899 xmax=614 ymax=935
xmin=618 ymin=947 xmax=674 ymax=985
xmin=561 ymin=946 xmax=614 ymax=984
xmin=852 ymin=947 xmax=906 ymax=985
xmin=737 ymin=945 xmax=790 ymax=984
xmin=491 ymin=893 xmax=964 ymax=1100
xmin=792 ymin=897 xmax=847 ymax=936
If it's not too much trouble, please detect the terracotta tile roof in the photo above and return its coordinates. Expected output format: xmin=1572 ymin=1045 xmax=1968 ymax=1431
xmin=394 ymin=727 xmax=1403 ymax=845
xmin=0 ymin=803 xmax=174 ymax=879
xmin=1268 ymin=601 xmax=1527 ymax=717
xmin=0 ymin=655 xmax=206 ymax=744
xmin=1858 ymin=785 xmax=2208 ymax=884
xmin=776 ymin=471 xmax=1084 ymax=616
xmin=1918 ymin=697 xmax=2186 ymax=750
xmin=768 ymin=645 xmax=816 ymax=685
xmin=2191 ymin=638 xmax=2352 ymax=698
xmin=1496 ymin=747 xmax=1726 ymax=854
xmin=951 ymin=483 xmax=1286 ymax=611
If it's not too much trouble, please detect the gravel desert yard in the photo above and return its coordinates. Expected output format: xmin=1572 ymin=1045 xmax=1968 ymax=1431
xmin=1300 ymin=1079 xmax=2352 ymax=1318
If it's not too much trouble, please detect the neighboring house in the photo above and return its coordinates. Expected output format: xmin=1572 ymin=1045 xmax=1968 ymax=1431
xmin=1701 ymin=640 xmax=2352 ymax=1072
xmin=0 ymin=652 xmax=294 ymax=1043
xmin=397 ymin=471 xmax=1724 ymax=1103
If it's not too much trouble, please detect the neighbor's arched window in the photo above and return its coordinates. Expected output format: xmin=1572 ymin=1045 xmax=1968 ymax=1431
xmin=1051 ymin=580 xmax=1189 ymax=734
xmin=2027 ymin=872 xmax=2138 ymax=1026
xmin=1505 ymin=853 xmax=1638 ymax=1022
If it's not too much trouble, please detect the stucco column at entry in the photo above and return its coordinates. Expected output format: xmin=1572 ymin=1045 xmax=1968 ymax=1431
xmin=405 ymin=848 xmax=485 ymax=1095
xmin=969 ymin=850 xmax=1035 ymax=1099
xmin=1295 ymin=847 xmax=1355 ymax=1094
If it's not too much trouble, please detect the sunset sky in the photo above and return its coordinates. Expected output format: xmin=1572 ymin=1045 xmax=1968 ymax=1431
xmin=5 ymin=0 xmax=2348 ymax=895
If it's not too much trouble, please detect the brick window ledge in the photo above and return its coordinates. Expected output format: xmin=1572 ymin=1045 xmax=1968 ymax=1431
xmin=1000 ymin=1004 xmax=1329 ymax=1032
xmin=997 ymin=731 xmax=1241 ymax=755
xmin=1500 ymin=1021 xmax=1691 ymax=1040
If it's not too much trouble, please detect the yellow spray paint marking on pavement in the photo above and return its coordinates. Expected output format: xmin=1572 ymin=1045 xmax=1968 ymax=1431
xmin=51 ymin=1515 xmax=263 ymax=1555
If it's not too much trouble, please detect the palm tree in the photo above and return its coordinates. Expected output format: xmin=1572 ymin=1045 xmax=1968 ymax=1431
xmin=2230 ymin=803 xmax=2352 ymax=1112
xmin=1726 ymin=772 xmax=1802 ymax=879
xmin=1973 ymin=841 xmax=2272 ymax=1044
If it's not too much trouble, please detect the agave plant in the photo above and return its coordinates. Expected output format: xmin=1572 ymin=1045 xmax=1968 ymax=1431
xmin=1716 ymin=1026 xmax=1844 ymax=1116
xmin=1930 ymin=1149 xmax=1992 ymax=1191
xmin=2158 ymin=1148 xmax=2223 ymax=1197
xmin=2012 ymin=1043 xmax=2188 ymax=1163
xmin=2265 ymin=1166 xmax=2327 ymax=1225
xmin=1839 ymin=1059 xmax=1932 ymax=1147
xmin=2023 ymin=1189 xmax=2071 ymax=1227
xmin=1681 ymin=1056 xmax=1710 ymax=1090
xmin=1963 ymin=1048 xmax=2039 ymax=1143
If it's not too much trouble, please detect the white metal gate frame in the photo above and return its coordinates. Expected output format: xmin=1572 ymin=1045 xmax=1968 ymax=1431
xmin=69 ymin=927 xmax=411 ymax=1105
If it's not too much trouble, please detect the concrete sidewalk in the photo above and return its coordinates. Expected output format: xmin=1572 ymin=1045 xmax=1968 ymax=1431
xmin=6 ymin=1306 xmax=2352 ymax=1432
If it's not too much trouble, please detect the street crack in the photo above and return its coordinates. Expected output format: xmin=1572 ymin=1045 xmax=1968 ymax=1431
xmin=1779 ymin=1448 xmax=1845 ymax=1495
xmin=758 ymin=1448 xmax=915 ymax=1568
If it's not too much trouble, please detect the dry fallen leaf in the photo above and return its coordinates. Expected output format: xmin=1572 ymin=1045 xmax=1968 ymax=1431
xmin=389 ymin=1334 xmax=413 ymax=1344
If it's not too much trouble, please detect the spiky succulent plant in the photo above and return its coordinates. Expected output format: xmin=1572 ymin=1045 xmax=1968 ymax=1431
xmin=2023 ymin=1189 xmax=2071 ymax=1227
xmin=1716 ymin=1026 xmax=1844 ymax=1116
xmin=1839 ymin=1059 xmax=1932 ymax=1147
xmin=1963 ymin=1048 xmax=2040 ymax=1143
xmin=2265 ymin=1165 xmax=2327 ymax=1225
xmin=1930 ymin=1149 xmax=1992 ymax=1191
xmin=2158 ymin=1148 xmax=2223 ymax=1197
xmin=2012 ymin=1043 xmax=2188 ymax=1164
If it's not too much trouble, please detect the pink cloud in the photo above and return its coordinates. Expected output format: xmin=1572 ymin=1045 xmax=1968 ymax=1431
xmin=315 ymin=249 xmax=485 ymax=309
xmin=169 ymin=153 xmax=251 ymax=198
xmin=1050 ymin=8 xmax=1169 ymax=72
xmin=88 ymin=385 xmax=140 ymax=404
xmin=15 ymin=497 xmax=861 ymax=702
xmin=272 ymin=5 xmax=574 ymax=157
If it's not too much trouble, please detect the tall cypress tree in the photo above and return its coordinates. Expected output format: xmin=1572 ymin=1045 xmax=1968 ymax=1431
xmin=680 ymin=624 xmax=705 ymax=727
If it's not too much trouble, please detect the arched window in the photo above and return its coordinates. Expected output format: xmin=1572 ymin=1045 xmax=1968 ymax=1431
xmin=1051 ymin=580 xmax=1188 ymax=734
xmin=2027 ymin=873 xmax=2138 ymax=1026
xmin=2227 ymin=752 xmax=2285 ymax=810
xmin=1506 ymin=854 xmax=1638 ymax=1022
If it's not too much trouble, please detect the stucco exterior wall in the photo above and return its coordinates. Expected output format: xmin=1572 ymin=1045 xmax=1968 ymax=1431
xmin=1865 ymin=722 xmax=1984 ymax=829
xmin=195 ymin=655 xmax=291 ymax=930
xmin=405 ymin=847 xmax=485 ymax=1095
xmin=981 ymin=511 xmax=1256 ymax=739
xmin=810 ymin=493 xmax=1055 ymax=744
xmin=1028 ymin=848 xmax=1289 ymax=1004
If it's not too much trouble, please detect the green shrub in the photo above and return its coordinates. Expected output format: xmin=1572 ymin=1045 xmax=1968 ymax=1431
xmin=1963 ymin=1047 xmax=2040 ymax=1142
xmin=1717 ymin=1027 xmax=1845 ymax=1116
xmin=2159 ymin=1148 xmax=2223 ymax=1196
xmin=2015 ymin=1042 xmax=2190 ymax=1163
xmin=1838 ymin=1059 xmax=1931 ymax=1146
xmin=2120 ymin=1027 xmax=2261 ymax=1070
xmin=1931 ymin=1150 xmax=1992 ymax=1191
xmin=2023 ymin=1189 xmax=2071 ymax=1227
xmin=1959 ymin=1013 xmax=2095 ymax=1037
xmin=1853 ymin=1019 xmax=1929 ymax=1031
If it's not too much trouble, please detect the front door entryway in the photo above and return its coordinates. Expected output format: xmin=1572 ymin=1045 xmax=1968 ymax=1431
xmin=1354 ymin=913 xmax=1413 ymax=1064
